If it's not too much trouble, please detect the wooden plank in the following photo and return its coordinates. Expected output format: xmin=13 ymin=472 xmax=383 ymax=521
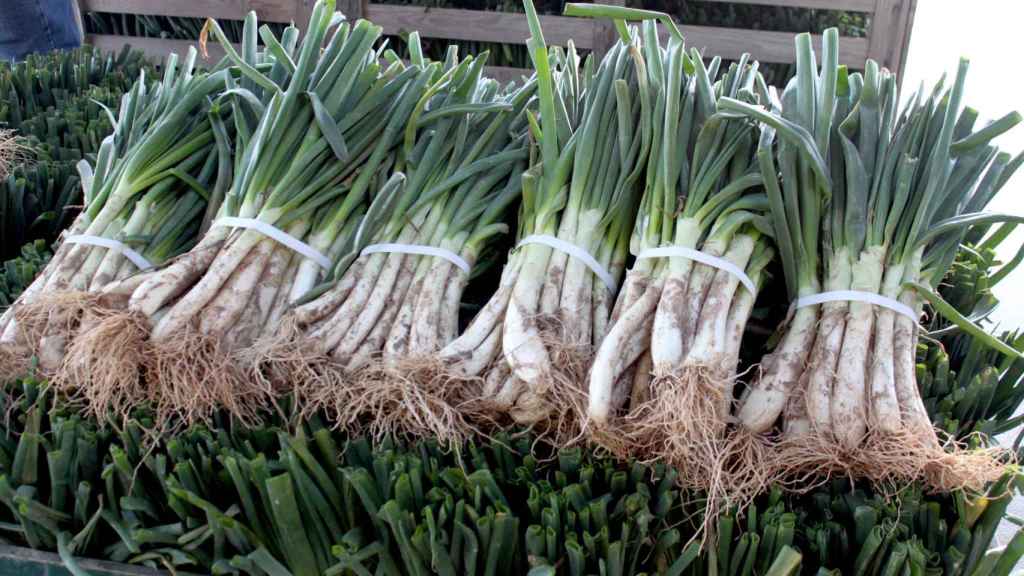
xmin=367 ymin=4 xmax=865 ymax=65
xmin=85 ymin=1 xmax=875 ymax=69
xmin=700 ymin=0 xmax=876 ymax=11
xmin=79 ymin=0 xmax=297 ymax=22
xmin=337 ymin=0 xmax=366 ymax=21
xmin=86 ymin=34 xmax=236 ymax=65
xmin=365 ymin=4 xmax=596 ymax=49
xmin=892 ymin=0 xmax=916 ymax=75
xmin=88 ymin=33 xmax=531 ymax=83
xmin=590 ymin=0 xmax=624 ymax=60
xmin=867 ymin=0 xmax=916 ymax=74
xmin=676 ymin=25 xmax=868 ymax=65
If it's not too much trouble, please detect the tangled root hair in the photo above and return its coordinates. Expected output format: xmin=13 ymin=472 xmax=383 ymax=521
xmin=504 ymin=336 xmax=596 ymax=451
xmin=0 ymin=344 xmax=32 ymax=383
xmin=145 ymin=327 xmax=270 ymax=427
xmin=13 ymin=291 xmax=101 ymax=353
xmin=771 ymin=424 xmax=1010 ymax=495
xmin=54 ymin=309 xmax=150 ymax=423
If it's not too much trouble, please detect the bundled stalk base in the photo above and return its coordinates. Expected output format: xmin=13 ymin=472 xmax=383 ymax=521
xmin=10 ymin=290 xmax=109 ymax=373
xmin=772 ymin=427 xmax=1009 ymax=494
xmin=145 ymin=327 xmax=271 ymax=427
xmin=0 ymin=128 xmax=30 ymax=178
xmin=53 ymin=308 xmax=150 ymax=423
xmin=257 ymin=321 xmax=478 ymax=446
xmin=496 ymin=326 xmax=596 ymax=442
xmin=621 ymin=367 xmax=775 ymax=537
xmin=0 ymin=344 xmax=31 ymax=383
xmin=244 ymin=320 xmax=340 ymax=415
xmin=301 ymin=356 xmax=473 ymax=448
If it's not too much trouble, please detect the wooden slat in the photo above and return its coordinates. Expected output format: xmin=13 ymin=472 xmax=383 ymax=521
xmin=675 ymin=25 xmax=867 ymax=65
xmin=700 ymin=0 xmax=876 ymax=11
xmin=86 ymin=34 xmax=236 ymax=64
xmin=367 ymin=4 xmax=867 ymax=65
xmin=80 ymin=0 xmax=298 ymax=22
xmin=866 ymin=0 xmax=916 ymax=74
xmin=365 ymin=4 xmax=596 ymax=49
xmin=85 ymin=0 xmax=879 ymax=69
xmin=87 ymin=33 xmax=530 ymax=82
xmin=591 ymin=0 xmax=624 ymax=61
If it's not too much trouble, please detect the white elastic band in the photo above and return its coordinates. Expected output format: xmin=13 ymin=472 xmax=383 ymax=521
xmin=64 ymin=235 xmax=153 ymax=270
xmin=213 ymin=217 xmax=332 ymax=270
xmin=636 ymin=245 xmax=757 ymax=295
xmin=359 ymin=243 xmax=471 ymax=274
xmin=517 ymin=234 xmax=617 ymax=293
xmin=792 ymin=290 xmax=918 ymax=321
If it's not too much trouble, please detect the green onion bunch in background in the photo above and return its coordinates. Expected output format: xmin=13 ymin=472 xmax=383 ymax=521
xmin=0 ymin=46 xmax=151 ymax=263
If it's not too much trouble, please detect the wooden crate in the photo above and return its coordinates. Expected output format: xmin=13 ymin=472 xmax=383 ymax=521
xmin=78 ymin=0 xmax=917 ymax=83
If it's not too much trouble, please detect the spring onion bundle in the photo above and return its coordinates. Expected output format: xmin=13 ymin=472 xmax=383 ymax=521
xmin=0 ymin=50 xmax=230 ymax=372
xmin=271 ymin=50 xmax=533 ymax=437
xmin=440 ymin=1 xmax=647 ymax=427
xmin=65 ymin=1 xmax=442 ymax=423
xmin=583 ymin=22 xmax=772 ymax=455
xmin=723 ymin=31 xmax=1023 ymax=488
xmin=282 ymin=54 xmax=531 ymax=365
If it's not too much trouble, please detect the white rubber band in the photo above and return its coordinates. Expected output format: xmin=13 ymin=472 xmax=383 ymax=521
xmin=792 ymin=290 xmax=918 ymax=320
xmin=517 ymin=234 xmax=617 ymax=293
xmin=636 ymin=245 xmax=757 ymax=295
xmin=64 ymin=235 xmax=153 ymax=270
xmin=213 ymin=217 xmax=332 ymax=270
xmin=359 ymin=243 xmax=471 ymax=274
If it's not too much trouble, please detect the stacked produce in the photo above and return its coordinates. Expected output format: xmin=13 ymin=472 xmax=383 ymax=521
xmin=270 ymin=49 xmax=533 ymax=439
xmin=723 ymin=34 xmax=1022 ymax=487
xmin=0 ymin=46 xmax=151 ymax=261
xmin=1 ymin=163 xmax=80 ymax=262
xmin=66 ymin=5 xmax=444 ymax=424
xmin=2 ymin=4 xmax=1023 ymax=561
xmin=0 ymin=48 xmax=230 ymax=389
xmin=919 ymin=232 xmax=1024 ymax=442
xmin=0 ymin=45 xmax=147 ymax=145
xmin=439 ymin=1 xmax=646 ymax=428
xmin=578 ymin=16 xmax=774 ymax=499
xmin=0 ymin=241 xmax=51 ymax=310
xmin=0 ymin=377 xmax=1022 ymax=575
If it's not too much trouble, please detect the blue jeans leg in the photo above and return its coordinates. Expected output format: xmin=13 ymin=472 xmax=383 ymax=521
xmin=0 ymin=0 xmax=82 ymax=61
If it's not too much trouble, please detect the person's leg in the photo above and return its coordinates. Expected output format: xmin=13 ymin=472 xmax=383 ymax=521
xmin=0 ymin=0 xmax=82 ymax=61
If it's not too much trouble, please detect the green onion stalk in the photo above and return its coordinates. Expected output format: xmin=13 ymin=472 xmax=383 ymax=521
xmin=440 ymin=1 xmax=647 ymax=426
xmin=282 ymin=49 xmax=532 ymax=376
xmin=919 ymin=233 xmax=1024 ymax=441
xmin=69 ymin=2 xmax=436 ymax=422
xmin=723 ymin=31 xmax=1023 ymax=487
xmin=584 ymin=18 xmax=773 ymax=467
xmin=0 ymin=50 xmax=230 ymax=368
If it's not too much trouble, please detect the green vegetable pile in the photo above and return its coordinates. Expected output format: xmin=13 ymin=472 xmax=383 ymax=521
xmin=0 ymin=376 xmax=1021 ymax=575
xmin=0 ymin=46 xmax=151 ymax=262
xmin=0 ymin=241 xmax=51 ymax=311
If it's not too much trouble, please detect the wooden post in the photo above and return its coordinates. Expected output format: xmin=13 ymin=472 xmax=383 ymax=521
xmin=867 ymin=0 xmax=918 ymax=75
xmin=337 ymin=0 xmax=366 ymax=21
xmin=292 ymin=0 xmax=316 ymax=33
xmin=590 ymin=0 xmax=623 ymax=60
